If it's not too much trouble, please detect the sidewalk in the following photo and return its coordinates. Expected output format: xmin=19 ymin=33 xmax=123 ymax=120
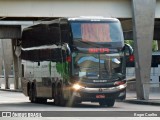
xmin=0 ymin=83 xmax=22 ymax=92
xmin=0 ymin=88 xmax=22 ymax=92
xmin=125 ymin=91 xmax=160 ymax=106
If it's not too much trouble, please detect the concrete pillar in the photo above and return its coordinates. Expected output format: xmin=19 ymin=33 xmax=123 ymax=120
xmin=0 ymin=41 xmax=3 ymax=77
xmin=1 ymin=39 xmax=13 ymax=89
xmin=0 ymin=25 xmax=21 ymax=89
xmin=132 ymin=0 xmax=156 ymax=99
xmin=14 ymin=39 xmax=22 ymax=89
xmin=1 ymin=40 xmax=9 ymax=89
xmin=12 ymin=39 xmax=19 ymax=89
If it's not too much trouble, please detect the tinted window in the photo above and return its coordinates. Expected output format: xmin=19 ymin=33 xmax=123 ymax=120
xmin=70 ymin=21 xmax=123 ymax=42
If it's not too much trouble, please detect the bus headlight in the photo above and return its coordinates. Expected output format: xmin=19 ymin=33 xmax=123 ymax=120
xmin=72 ymin=84 xmax=83 ymax=91
xmin=118 ymin=84 xmax=126 ymax=89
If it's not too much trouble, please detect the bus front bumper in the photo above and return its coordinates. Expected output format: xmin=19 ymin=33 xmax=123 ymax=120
xmin=72 ymin=83 xmax=127 ymax=102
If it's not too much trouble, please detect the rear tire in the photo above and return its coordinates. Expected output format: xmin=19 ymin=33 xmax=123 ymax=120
xmin=29 ymin=84 xmax=38 ymax=103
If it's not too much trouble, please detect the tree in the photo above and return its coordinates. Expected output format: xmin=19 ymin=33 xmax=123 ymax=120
xmin=124 ymin=40 xmax=158 ymax=51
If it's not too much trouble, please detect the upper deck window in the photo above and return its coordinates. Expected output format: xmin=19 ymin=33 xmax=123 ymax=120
xmin=70 ymin=21 xmax=123 ymax=43
xmin=81 ymin=23 xmax=111 ymax=42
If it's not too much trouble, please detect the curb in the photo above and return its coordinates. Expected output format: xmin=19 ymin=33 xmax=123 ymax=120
xmin=0 ymin=88 xmax=22 ymax=92
xmin=125 ymin=99 xmax=160 ymax=106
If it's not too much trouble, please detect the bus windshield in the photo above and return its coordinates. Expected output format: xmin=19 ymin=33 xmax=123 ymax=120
xmin=70 ymin=21 xmax=123 ymax=43
xmin=72 ymin=52 xmax=125 ymax=80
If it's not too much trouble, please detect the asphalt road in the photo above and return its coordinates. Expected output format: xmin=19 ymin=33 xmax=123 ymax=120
xmin=0 ymin=90 xmax=160 ymax=111
xmin=0 ymin=90 xmax=160 ymax=120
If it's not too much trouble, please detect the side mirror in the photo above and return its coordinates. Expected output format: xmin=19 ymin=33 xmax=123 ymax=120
xmin=124 ymin=44 xmax=133 ymax=55
xmin=123 ymin=44 xmax=134 ymax=62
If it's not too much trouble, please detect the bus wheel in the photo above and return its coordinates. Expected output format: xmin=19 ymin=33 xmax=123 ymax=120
xmin=29 ymin=88 xmax=32 ymax=102
xmin=106 ymin=99 xmax=115 ymax=107
xmin=29 ymin=85 xmax=37 ymax=103
xmin=54 ymin=86 xmax=60 ymax=106
xmin=59 ymin=87 xmax=66 ymax=106
xmin=54 ymin=85 xmax=66 ymax=106
xmin=99 ymin=99 xmax=115 ymax=107
xmin=99 ymin=101 xmax=107 ymax=106
xmin=118 ymin=89 xmax=126 ymax=101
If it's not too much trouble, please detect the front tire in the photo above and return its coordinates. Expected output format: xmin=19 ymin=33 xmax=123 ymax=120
xmin=99 ymin=99 xmax=115 ymax=107
xmin=118 ymin=90 xmax=126 ymax=101
xmin=106 ymin=99 xmax=115 ymax=107
xmin=54 ymin=86 xmax=60 ymax=106
xmin=54 ymin=84 xmax=66 ymax=106
xmin=59 ymin=86 xmax=66 ymax=106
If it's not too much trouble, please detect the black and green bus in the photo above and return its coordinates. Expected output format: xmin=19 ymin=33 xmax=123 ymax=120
xmin=21 ymin=17 xmax=133 ymax=107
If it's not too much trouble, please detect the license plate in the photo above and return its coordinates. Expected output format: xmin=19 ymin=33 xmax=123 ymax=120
xmin=96 ymin=94 xmax=105 ymax=98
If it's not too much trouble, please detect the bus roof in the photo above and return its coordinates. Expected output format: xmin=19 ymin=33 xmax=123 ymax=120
xmin=68 ymin=16 xmax=119 ymax=22
xmin=24 ymin=17 xmax=119 ymax=30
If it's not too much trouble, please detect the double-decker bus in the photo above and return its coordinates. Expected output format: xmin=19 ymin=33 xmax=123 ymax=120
xmin=126 ymin=50 xmax=160 ymax=88
xmin=21 ymin=17 xmax=133 ymax=107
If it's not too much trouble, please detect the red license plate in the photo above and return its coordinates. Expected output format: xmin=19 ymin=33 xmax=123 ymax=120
xmin=96 ymin=94 xmax=105 ymax=98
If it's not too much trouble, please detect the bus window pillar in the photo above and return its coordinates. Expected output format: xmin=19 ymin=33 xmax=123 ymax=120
xmin=132 ymin=0 xmax=156 ymax=100
xmin=157 ymin=41 xmax=160 ymax=50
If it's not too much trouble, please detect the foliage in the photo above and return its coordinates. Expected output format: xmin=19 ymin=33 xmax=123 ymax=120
xmin=152 ymin=40 xmax=158 ymax=51
xmin=124 ymin=40 xmax=158 ymax=51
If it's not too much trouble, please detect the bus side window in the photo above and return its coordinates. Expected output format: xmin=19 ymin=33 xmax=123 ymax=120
xmin=152 ymin=55 xmax=160 ymax=67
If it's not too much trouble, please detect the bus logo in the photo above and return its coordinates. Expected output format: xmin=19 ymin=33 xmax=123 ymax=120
xmin=99 ymin=88 xmax=103 ymax=92
xmin=93 ymin=80 xmax=107 ymax=82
